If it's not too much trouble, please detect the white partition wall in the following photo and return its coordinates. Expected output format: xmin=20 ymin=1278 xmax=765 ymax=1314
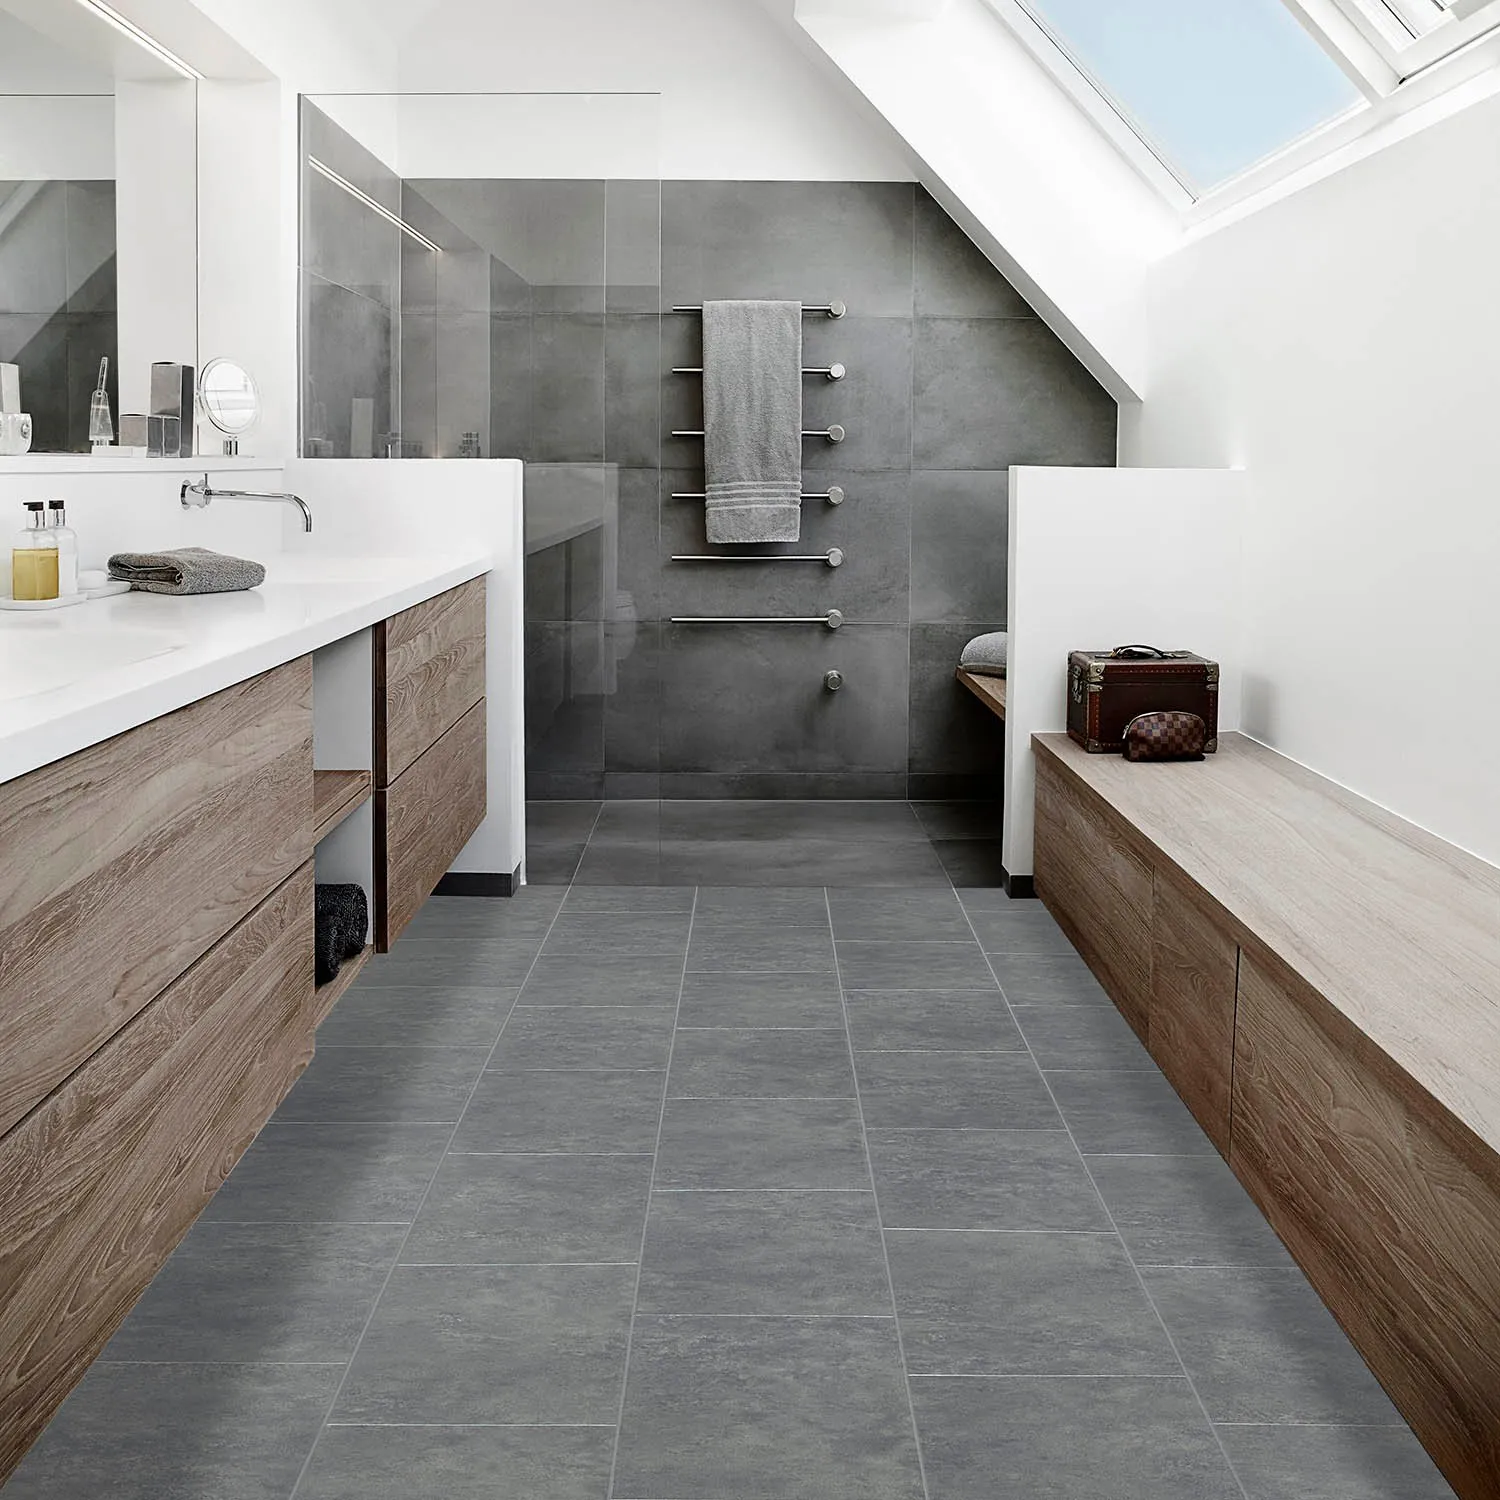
xmin=1003 ymin=466 xmax=1248 ymax=882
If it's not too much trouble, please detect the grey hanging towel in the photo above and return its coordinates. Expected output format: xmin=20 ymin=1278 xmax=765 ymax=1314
xmin=703 ymin=299 xmax=803 ymax=544
xmin=108 ymin=546 xmax=266 ymax=595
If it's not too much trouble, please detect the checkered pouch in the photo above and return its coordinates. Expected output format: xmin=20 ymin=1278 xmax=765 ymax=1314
xmin=1123 ymin=710 xmax=1207 ymax=762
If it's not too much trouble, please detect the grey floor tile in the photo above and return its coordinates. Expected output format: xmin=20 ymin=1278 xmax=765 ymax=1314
xmin=452 ymin=1069 xmax=665 ymax=1153
xmin=837 ymin=940 xmax=996 ymax=990
xmin=490 ymin=1006 xmax=676 ymax=1071
xmin=614 ymin=1315 xmax=924 ymax=1500
xmin=845 ymin=989 xmax=1024 ymax=1051
xmin=1087 ymin=1154 xmax=1297 ymax=1267
xmin=519 ymin=953 xmax=685 ymax=1006
xmin=542 ymin=910 xmax=693 ymax=957
xmin=571 ymin=844 xmax=666 ymax=885
xmin=827 ymin=885 xmax=973 ymax=940
xmin=638 ymin=1190 xmax=889 ymax=1314
xmin=1142 ymin=1266 xmax=1404 ymax=1424
xmin=526 ymin=840 xmax=588 ymax=884
xmin=1046 ymin=1068 xmax=1219 ymax=1155
xmin=2 ymin=1361 xmax=340 ymax=1500
xmin=317 ymin=985 xmax=517 ymax=1048
xmin=669 ymin=1027 xmax=855 ymax=1098
xmin=298 ymin=1423 xmax=617 ymax=1500
xmin=910 ymin=801 xmax=1005 ymax=841
xmin=526 ymin=801 xmax=603 ymax=840
xmin=930 ymin=839 xmax=1008 ymax=887
xmin=276 ymin=1046 xmax=490 ymax=1124
xmin=912 ymin=1376 xmax=1241 ymax=1500
xmin=334 ymin=1263 xmax=635 ymax=1424
xmin=401 ymin=889 xmax=566 ymax=942
xmin=560 ymin=884 xmax=697 ymax=913
xmin=655 ymin=1097 xmax=869 ymax=1188
xmin=855 ymin=1051 xmax=1062 ymax=1129
xmin=687 ymin=922 xmax=837 ymax=973
xmin=678 ymin=971 xmax=845 ymax=1027
xmin=103 ymin=1222 xmax=403 ymax=1365
xmin=201 ymin=1122 xmax=451 ymax=1224
xmin=1012 ymin=1003 xmax=1156 ymax=1070
xmin=694 ymin=885 xmax=830 ymax=922
xmin=886 ymin=1228 xmax=1179 ymax=1375
xmin=661 ymin=799 xmax=927 ymax=843
xmin=359 ymin=939 xmax=542 ymax=988
xmin=867 ymin=1129 xmax=1110 ymax=1230
xmin=402 ymin=1152 xmax=654 ymax=1264
xmin=661 ymin=838 xmax=951 ymax=888
xmin=1216 ymin=1421 xmax=1459 ymax=1500
xmin=965 ymin=903 xmax=1080 ymax=956
xmin=990 ymin=950 xmax=1111 ymax=1006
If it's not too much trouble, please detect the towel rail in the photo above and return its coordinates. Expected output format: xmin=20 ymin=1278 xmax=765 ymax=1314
xmin=671 ymin=610 xmax=845 ymax=629
xmin=672 ymin=425 xmax=844 ymax=443
xmin=671 ymin=363 xmax=846 ymax=381
xmin=672 ymin=548 xmax=843 ymax=568
xmin=670 ymin=485 xmax=844 ymax=506
xmin=672 ymin=301 xmax=845 ymax=319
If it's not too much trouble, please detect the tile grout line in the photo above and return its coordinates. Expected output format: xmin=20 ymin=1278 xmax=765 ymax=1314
xmin=825 ymin=885 xmax=934 ymax=1500
xmin=283 ymin=877 xmax=577 ymax=1499
xmin=604 ymin=885 xmax=699 ymax=1500
xmin=957 ymin=896 xmax=1256 ymax=1500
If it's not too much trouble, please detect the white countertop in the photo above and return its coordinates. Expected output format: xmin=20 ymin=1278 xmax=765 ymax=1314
xmin=0 ymin=551 xmax=490 ymax=785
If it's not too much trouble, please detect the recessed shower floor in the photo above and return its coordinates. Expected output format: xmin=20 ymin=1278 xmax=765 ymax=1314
xmin=7 ymin=805 xmax=1455 ymax=1499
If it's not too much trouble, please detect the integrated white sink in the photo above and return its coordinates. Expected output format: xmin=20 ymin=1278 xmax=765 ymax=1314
xmin=0 ymin=623 xmax=186 ymax=703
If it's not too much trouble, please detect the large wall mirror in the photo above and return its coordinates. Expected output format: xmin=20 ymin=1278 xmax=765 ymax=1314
xmin=0 ymin=0 xmax=196 ymax=455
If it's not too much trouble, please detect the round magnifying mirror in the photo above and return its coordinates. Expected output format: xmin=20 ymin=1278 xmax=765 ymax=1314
xmin=198 ymin=358 xmax=260 ymax=455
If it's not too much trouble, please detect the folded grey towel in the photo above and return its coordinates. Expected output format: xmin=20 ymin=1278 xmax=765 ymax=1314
xmin=108 ymin=546 xmax=266 ymax=595
xmin=960 ymin=630 xmax=1008 ymax=677
xmin=703 ymin=299 xmax=803 ymax=544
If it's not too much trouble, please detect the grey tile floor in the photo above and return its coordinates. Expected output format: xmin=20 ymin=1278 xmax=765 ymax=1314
xmin=8 ymin=807 xmax=1458 ymax=1499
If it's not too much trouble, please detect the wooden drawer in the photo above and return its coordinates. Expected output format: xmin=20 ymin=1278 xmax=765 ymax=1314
xmin=1149 ymin=870 xmax=1239 ymax=1156
xmin=1231 ymin=952 xmax=1500 ymax=1500
xmin=0 ymin=861 xmax=315 ymax=1482
xmin=375 ymin=698 xmax=486 ymax=950
xmin=1034 ymin=754 xmax=1153 ymax=1039
xmin=0 ymin=658 xmax=312 ymax=1138
xmin=375 ymin=575 xmax=486 ymax=787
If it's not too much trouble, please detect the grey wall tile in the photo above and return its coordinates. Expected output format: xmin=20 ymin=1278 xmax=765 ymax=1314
xmin=304 ymin=273 xmax=393 ymax=459
xmin=615 ymin=468 xmax=662 ymax=621
xmin=489 ymin=313 xmax=532 ymax=459
xmin=908 ymin=622 xmax=1008 ymax=776
xmin=531 ymin=313 xmax=604 ymax=462
xmin=0 ymin=180 xmax=69 ymax=314
xmin=64 ymin=181 xmax=116 ymax=313
xmin=434 ymin=312 xmax=490 ymax=459
xmin=915 ymin=187 xmax=1034 ymax=318
xmin=0 ymin=312 xmax=66 ymax=450
xmin=605 ymin=313 xmax=661 ymax=467
xmin=525 ymin=621 xmax=604 ymax=779
xmin=658 ymin=771 xmax=911 ymax=800
xmin=910 ymin=469 xmax=1008 ymax=623
xmin=399 ymin=310 xmax=437 ymax=461
xmin=802 ymin=316 xmax=912 ymax=472
xmin=65 ymin=311 xmax=117 ymax=453
xmin=607 ymin=178 xmax=661 ymax=315
xmin=605 ymin=620 xmax=662 ymax=775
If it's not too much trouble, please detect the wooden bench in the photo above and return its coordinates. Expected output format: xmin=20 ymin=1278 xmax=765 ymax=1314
xmin=1033 ymin=730 xmax=1500 ymax=1500
xmin=956 ymin=666 xmax=1006 ymax=721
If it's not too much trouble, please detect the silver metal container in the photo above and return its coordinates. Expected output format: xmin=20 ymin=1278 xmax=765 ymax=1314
xmin=149 ymin=362 xmax=195 ymax=459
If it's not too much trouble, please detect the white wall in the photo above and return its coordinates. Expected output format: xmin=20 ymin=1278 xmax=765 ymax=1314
xmin=1004 ymin=466 xmax=1247 ymax=879
xmin=1122 ymin=87 xmax=1500 ymax=869
xmin=0 ymin=98 xmax=114 ymax=179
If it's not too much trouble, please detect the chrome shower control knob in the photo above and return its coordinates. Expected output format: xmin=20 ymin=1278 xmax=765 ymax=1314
xmin=826 ymin=547 xmax=844 ymax=568
xmin=825 ymin=609 xmax=844 ymax=629
xmin=824 ymin=670 xmax=844 ymax=692
xmin=826 ymin=485 xmax=845 ymax=505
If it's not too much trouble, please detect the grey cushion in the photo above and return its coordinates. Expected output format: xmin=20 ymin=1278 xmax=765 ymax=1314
xmin=959 ymin=630 xmax=1008 ymax=677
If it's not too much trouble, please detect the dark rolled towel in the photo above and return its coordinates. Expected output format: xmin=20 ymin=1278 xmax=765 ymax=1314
xmin=315 ymin=883 xmax=369 ymax=986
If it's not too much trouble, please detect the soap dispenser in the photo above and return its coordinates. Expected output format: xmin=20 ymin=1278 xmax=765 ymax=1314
xmin=46 ymin=501 xmax=79 ymax=595
xmin=12 ymin=502 xmax=59 ymax=601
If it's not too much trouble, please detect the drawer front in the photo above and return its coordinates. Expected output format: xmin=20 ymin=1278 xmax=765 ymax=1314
xmin=376 ymin=698 xmax=487 ymax=949
xmin=0 ymin=659 xmax=312 ymax=1138
xmin=0 ymin=862 xmax=315 ymax=1482
xmin=1034 ymin=756 xmax=1153 ymax=1039
xmin=1149 ymin=870 xmax=1239 ymax=1156
xmin=376 ymin=575 xmax=486 ymax=786
xmin=1231 ymin=953 xmax=1500 ymax=1499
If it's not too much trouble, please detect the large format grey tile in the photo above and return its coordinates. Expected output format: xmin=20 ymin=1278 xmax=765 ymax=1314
xmin=2 ymin=1361 xmax=340 ymax=1500
xmin=103 ymin=1222 xmax=403 ymax=1365
xmin=663 ymin=800 xmax=927 ymax=844
xmin=886 ymin=1229 xmax=1178 ymax=1375
xmin=693 ymin=884 xmax=829 ymax=921
xmin=490 ymin=1006 xmax=676 ymax=1071
xmin=201 ymin=1122 xmax=451 ymax=1224
xmin=317 ymin=984 xmax=517 ymax=1048
xmin=911 ymin=1376 xmax=1240 ymax=1500
xmin=655 ymin=1097 xmax=869 ymax=1188
xmin=298 ymin=1424 xmax=617 ymax=1500
xmin=570 ymin=844 xmax=666 ymax=884
xmin=827 ymin=885 xmax=972 ymax=941
xmin=560 ymin=882 xmax=695 ymax=914
xmin=914 ymin=187 xmax=1035 ymax=319
xmin=669 ymin=1027 xmax=854 ymax=1098
xmin=614 ymin=1315 xmax=924 ymax=1500
xmin=530 ymin=313 xmax=605 ymax=462
xmin=678 ymin=971 xmax=845 ymax=1027
xmin=1215 ymin=1421 xmax=1459 ymax=1500
xmin=276 ymin=1047 xmax=489 ymax=1124
xmin=844 ymin=989 xmax=1024 ymax=1051
xmin=801 ymin=317 xmax=912 ymax=472
xmin=1142 ymin=1266 xmax=1404 ymax=1424
xmin=965 ymin=900 xmax=1080 ymax=955
xmin=912 ymin=801 xmax=1006 ymax=841
xmin=541 ymin=910 xmax=692 ymax=957
xmin=908 ymin=622 xmax=1010 ymax=777
xmin=1012 ymin=1003 xmax=1156 ymax=1070
xmin=867 ymin=1129 xmax=1110 ymax=1231
xmin=359 ymin=940 xmax=539 ymax=988
xmin=607 ymin=177 xmax=661 ymax=316
xmin=664 ymin=837 xmax=951 ymax=888
xmin=638 ymin=1190 xmax=889 ymax=1314
xmin=519 ymin=953 xmax=685 ymax=1006
xmin=452 ymin=1069 xmax=665 ymax=1153
xmin=402 ymin=1152 xmax=654 ymax=1265
xmin=687 ymin=922 xmax=837 ymax=973
xmin=855 ymin=1051 xmax=1062 ymax=1129
xmin=1046 ymin=1068 xmax=1219 ymax=1155
xmin=989 ymin=950 xmax=1111 ymax=1006
xmin=605 ymin=314 xmax=662 ymax=466
xmin=837 ymin=940 xmax=996 ymax=990
xmin=527 ymin=800 xmax=603 ymax=841
xmin=931 ymin=838 xmax=1009 ymax=887
xmin=303 ymin=275 xmax=394 ymax=458
xmin=910 ymin=469 xmax=1010 ymax=624
xmin=403 ymin=888 xmax=566 ymax=942
xmin=334 ymin=1264 xmax=634 ymax=1424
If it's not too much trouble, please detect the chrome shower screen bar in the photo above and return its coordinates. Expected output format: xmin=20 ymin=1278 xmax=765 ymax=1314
xmin=672 ymin=425 xmax=845 ymax=443
xmin=672 ymin=548 xmax=843 ymax=567
xmin=671 ymin=609 xmax=845 ymax=629
xmin=672 ymin=300 xmax=846 ymax=318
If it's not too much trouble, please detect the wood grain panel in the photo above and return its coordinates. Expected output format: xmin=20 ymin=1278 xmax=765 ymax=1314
xmin=0 ymin=660 xmax=312 ymax=1139
xmin=0 ymin=862 xmax=315 ymax=1483
xmin=1150 ymin=870 xmax=1239 ymax=1156
xmin=313 ymin=768 xmax=372 ymax=843
xmin=375 ymin=575 xmax=486 ymax=786
xmin=375 ymin=698 xmax=486 ymax=951
xmin=956 ymin=667 xmax=1006 ymax=722
xmin=1034 ymin=753 xmax=1152 ymax=1039
xmin=1231 ymin=952 xmax=1500 ymax=1500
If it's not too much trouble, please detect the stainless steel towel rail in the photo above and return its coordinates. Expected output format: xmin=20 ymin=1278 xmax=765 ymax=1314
xmin=672 ymin=548 xmax=843 ymax=568
xmin=671 ymin=363 xmax=846 ymax=381
xmin=672 ymin=425 xmax=845 ymax=443
xmin=671 ymin=609 xmax=845 ymax=629
xmin=673 ymin=300 xmax=846 ymax=319
xmin=670 ymin=485 xmax=844 ymax=505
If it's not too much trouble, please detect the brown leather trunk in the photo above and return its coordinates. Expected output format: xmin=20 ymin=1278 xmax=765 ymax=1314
xmin=1067 ymin=647 xmax=1219 ymax=753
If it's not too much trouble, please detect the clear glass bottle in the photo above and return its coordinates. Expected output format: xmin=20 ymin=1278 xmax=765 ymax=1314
xmin=47 ymin=501 xmax=79 ymax=595
xmin=12 ymin=502 xmax=59 ymax=601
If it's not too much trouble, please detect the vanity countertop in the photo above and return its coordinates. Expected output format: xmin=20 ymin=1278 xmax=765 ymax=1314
xmin=0 ymin=551 xmax=491 ymax=785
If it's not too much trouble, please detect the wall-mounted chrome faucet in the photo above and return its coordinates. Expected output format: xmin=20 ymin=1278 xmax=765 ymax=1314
xmin=180 ymin=475 xmax=313 ymax=534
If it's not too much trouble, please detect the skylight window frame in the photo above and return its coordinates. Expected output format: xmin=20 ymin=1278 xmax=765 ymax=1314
xmin=1325 ymin=0 xmax=1500 ymax=75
